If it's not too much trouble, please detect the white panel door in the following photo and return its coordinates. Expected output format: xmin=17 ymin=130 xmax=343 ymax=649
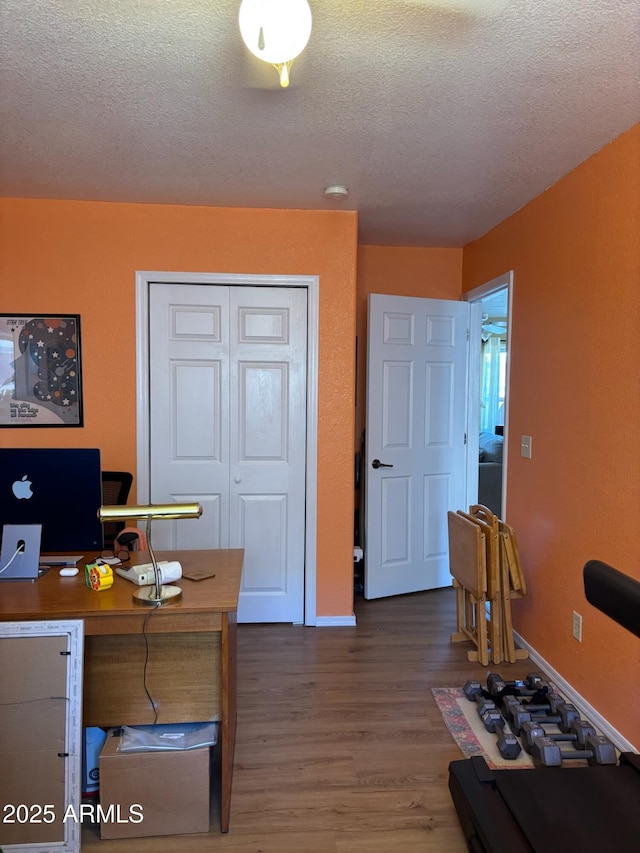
xmin=229 ymin=287 xmax=307 ymax=622
xmin=150 ymin=285 xmax=230 ymax=550
xmin=365 ymin=294 xmax=469 ymax=599
xmin=149 ymin=283 xmax=307 ymax=623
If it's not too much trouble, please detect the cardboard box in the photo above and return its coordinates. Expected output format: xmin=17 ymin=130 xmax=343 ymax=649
xmin=83 ymin=727 xmax=107 ymax=795
xmin=99 ymin=729 xmax=211 ymax=838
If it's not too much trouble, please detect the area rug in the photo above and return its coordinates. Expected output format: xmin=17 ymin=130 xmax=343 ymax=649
xmin=432 ymin=687 xmax=534 ymax=769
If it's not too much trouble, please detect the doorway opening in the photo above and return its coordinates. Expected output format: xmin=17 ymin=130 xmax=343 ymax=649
xmin=464 ymin=271 xmax=513 ymax=519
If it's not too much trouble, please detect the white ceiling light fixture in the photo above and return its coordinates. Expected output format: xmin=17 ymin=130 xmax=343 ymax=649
xmin=324 ymin=185 xmax=349 ymax=200
xmin=239 ymin=0 xmax=312 ymax=89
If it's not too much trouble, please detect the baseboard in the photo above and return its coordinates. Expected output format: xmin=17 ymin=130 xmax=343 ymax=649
xmin=513 ymin=630 xmax=638 ymax=753
xmin=315 ymin=614 xmax=357 ymax=627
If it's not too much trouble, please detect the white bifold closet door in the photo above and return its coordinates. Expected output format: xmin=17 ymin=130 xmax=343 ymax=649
xmin=149 ymin=283 xmax=307 ymax=623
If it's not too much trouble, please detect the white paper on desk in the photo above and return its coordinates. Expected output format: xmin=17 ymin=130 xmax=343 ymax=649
xmin=115 ymin=722 xmax=218 ymax=752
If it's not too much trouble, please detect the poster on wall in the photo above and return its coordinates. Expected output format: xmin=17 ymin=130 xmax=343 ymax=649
xmin=0 ymin=314 xmax=84 ymax=427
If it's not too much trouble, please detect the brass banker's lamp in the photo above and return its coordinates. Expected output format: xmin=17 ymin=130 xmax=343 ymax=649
xmin=98 ymin=503 xmax=203 ymax=606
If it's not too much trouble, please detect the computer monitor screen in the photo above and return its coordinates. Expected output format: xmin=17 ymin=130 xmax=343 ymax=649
xmin=0 ymin=448 xmax=104 ymax=552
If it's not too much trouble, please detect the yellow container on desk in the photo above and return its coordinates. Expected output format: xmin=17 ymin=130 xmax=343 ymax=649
xmin=86 ymin=563 xmax=114 ymax=591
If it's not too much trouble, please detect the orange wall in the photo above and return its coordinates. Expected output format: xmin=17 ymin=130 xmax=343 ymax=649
xmin=462 ymin=123 xmax=640 ymax=747
xmin=355 ymin=246 xmax=463 ymax=447
xmin=0 ymin=199 xmax=358 ymax=618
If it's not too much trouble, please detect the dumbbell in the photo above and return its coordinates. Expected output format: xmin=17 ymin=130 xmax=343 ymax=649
xmin=476 ymin=697 xmax=501 ymax=723
xmin=465 ymin=673 xmax=551 ymax=705
xmin=503 ymin=692 xmax=566 ymax=718
xmin=505 ymin=698 xmax=580 ymax=735
xmin=486 ymin=672 xmax=549 ymax=699
xmin=531 ymin=733 xmax=617 ymax=767
xmin=462 ymin=679 xmax=483 ymax=702
xmin=494 ymin=718 xmax=522 ymax=760
xmin=477 ymin=701 xmax=503 ymax=732
xmin=508 ymin=700 xmax=579 ymax=736
xmin=520 ymin=718 xmax=596 ymax=754
xmin=523 ymin=672 xmax=549 ymax=690
xmin=476 ymin=703 xmax=522 ymax=760
xmin=502 ymin=692 xmax=565 ymax=720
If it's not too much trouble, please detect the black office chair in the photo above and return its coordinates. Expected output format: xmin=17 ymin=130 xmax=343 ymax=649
xmin=101 ymin=471 xmax=133 ymax=550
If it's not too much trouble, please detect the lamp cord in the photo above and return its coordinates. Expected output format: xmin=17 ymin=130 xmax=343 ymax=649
xmin=142 ymin=602 xmax=161 ymax=724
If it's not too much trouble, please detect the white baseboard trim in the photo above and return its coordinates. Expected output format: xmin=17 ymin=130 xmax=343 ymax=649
xmin=513 ymin=631 xmax=638 ymax=753
xmin=315 ymin=614 xmax=357 ymax=627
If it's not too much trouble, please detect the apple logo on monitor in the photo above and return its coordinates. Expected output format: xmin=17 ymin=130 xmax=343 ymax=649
xmin=12 ymin=474 xmax=33 ymax=500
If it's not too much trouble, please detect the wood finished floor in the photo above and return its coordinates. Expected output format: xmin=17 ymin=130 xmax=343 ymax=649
xmin=83 ymin=587 xmax=534 ymax=852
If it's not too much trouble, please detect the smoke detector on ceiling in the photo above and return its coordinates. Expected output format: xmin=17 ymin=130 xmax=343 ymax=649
xmin=324 ymin=185 xmax=349 ymax=200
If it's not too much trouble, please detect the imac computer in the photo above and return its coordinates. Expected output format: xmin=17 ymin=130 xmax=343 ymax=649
xmin=0 ymin=448 xmax=104 ymax=553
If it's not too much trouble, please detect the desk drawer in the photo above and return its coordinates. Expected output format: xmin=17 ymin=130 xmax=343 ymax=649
xmin=83 ymin=610 xmax=222 ymax=635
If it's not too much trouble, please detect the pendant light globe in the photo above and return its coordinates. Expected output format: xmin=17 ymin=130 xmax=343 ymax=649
xmin=239 ymin=0 xmax=312 ymax=87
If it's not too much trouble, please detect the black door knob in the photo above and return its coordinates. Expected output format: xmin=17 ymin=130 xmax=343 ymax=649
xmin=372 ymin=459 xmax=393 ymax=469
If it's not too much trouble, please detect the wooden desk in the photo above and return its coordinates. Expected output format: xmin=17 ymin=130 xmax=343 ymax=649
xmin=0 ymin=549 xmax=243 ymax=834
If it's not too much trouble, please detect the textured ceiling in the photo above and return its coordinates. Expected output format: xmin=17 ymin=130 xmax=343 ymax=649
xmin=1 ymin=0 xmax=638 ymax=247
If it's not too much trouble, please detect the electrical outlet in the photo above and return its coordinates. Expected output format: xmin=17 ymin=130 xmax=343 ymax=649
xmin=520 ymin=435 xmax=532 ymax=458
xmin=572 ymin=611 xmax=583 ymax=642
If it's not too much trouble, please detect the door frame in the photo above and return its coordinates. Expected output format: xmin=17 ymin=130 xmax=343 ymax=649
xmin=462 ymin=270 xmax=513 ymax=515
xmin=134 ymin=270 xmax=319 ymax=625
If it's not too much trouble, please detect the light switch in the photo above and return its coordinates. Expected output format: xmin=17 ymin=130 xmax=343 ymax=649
xmin=520 ymin=435 xmax=532 ymax=459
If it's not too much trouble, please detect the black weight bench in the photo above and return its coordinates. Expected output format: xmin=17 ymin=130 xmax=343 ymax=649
xmin=448 ymin=560 xmax=640 ymax=852
xmin=449 ymin=751 xmax=640 ymax=852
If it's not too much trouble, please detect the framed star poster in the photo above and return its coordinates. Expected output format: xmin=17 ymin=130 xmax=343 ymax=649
xmin=0 ymin=314 xmax=84 ymax=427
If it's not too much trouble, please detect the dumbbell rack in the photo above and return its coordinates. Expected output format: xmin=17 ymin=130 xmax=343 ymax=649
xmin=449 ymin=504 xmax=528 ymax=665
